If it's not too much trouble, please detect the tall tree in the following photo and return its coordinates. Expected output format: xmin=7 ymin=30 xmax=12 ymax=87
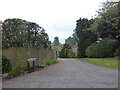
xmin=65 ymin=36 xmax=77 ymax=46
xmin=2 ymin=18 xmax=51 ymax=48
xmin=53 ymin=37 xmax=60 ymax=46
xmin=74 ymin=18 xmax=97 ymax=57
xmin=91 ymin=1 xmax=119 ymax=39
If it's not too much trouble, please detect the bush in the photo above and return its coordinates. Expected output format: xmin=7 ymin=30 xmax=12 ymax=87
xmin=86 ymin=38 xmax=118 ymax=58
xmin=8 ymin=67 xmax=25 ymax=76
xmin=86 ymin=43 xmax=97 ymax=58
xmin=114 ymin=48 xmax=120 ymax=57
xmin=2 ymin=56 xmax=11 ymax=74
xmin=45 ymin=60 xmax=60 ymax=66
xmin=45 ymin=61 xmax=53 ymax=66
xmin=38 ymin=64 xmax=46 ymax=68
xmin=59 ymin=43 xmax=76 ymax=58
xmin=59 ymin=48 xmax=75 ymax=58
xmin=59 ymin=49 xmax=65 ymax=58
xmin=52 ymin=59 xmax=60 ymax=63
xmin=67 ymin=49 xmax=75 ymax=58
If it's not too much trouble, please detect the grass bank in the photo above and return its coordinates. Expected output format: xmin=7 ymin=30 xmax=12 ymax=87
xmin=8 ymin=59 xmax=60 ymax=77
xmin=38 ymin=59 xmax=60 ymax=68
xmin=80 ymin=58 xmax=119 ymax=70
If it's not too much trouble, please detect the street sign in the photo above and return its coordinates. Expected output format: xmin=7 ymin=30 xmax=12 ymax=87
xmin=27 ymin=57 xmax=36 ymax=62
xmin=27 ymin=57 xmax=36 ymax=73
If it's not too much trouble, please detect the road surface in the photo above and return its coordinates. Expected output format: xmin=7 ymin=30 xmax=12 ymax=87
xmin=3 ymin=58 xmax=118 ymax=88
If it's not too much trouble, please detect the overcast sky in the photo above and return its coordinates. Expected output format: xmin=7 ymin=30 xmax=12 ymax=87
xmin=0 ymin=0 xmax=108 ymax=44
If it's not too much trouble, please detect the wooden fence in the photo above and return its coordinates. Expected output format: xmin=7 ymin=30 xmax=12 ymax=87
xmin=2 ymin=47 xmax=57 ymax=70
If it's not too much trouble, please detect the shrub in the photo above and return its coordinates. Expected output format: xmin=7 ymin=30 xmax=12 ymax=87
xmin=86 ymin=38 xmax=118 ymax=58
xmin=67 ymin=49 xmax=75 ymax=58
xmin=59 ymin=48 xmax=75 ymax=58
xmin=52 ymin=59 xmax=60 ymax=63
xmin=59 ymin=43 xmax=76 ymax=58
xmin=97 ymin=38 xmax=118 ymax=57
xmin=2 ymin=56 xmax=11 ymax=74
xmin=86 ymin=43 xmax=97 ymax=58
xmin=45 ymin=61 xmax=52 ymax=66
xmin=8 ymin=67 xmax=25 ymax=76
xmin=38 ymin=64 xmax=46 ymax=68
xmin=59 ymin=49 xmax=65 ymax=58
xmin=45 ymin=60 xmax=60 ymax=66
xmin=114 ymin=48 xmax=120 ymax=57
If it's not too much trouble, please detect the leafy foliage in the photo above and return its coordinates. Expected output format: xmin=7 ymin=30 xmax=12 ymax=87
xmin=59 ymin=43 xmax=75 ymax=58
xmin=86 ymin=38 xmax=118 ymax=58
xmin=8 ymin=67 xmax=25 ymax=77
xmin=45 ymin=59 xmax=60 ymax=66
xmin=38 ymin=64 xmax=46 ymax=68
xmin=65 ymin=36 xmax=77 ymax=46
xmin=2 ymin=18 xmax=51 ymax=49
xmin=73 ymin=1 xmax=119 ymax=58
xmin=114 ymin=47 xmax=120 ymax=57
xmin=77 ymin=31 xmax=97 ymax=57
xmin=2 ymin=56 xmax=11 ymax=74
xmin=67 ymin=49 xmax=76 ymax=58
xmin=73 ymin=18 xmax=97 ymax=57
xmin=91 ymin=2 xmax=119 ymax=39
xmin=85 ymin=43 xmax=97 ymax=58
xmin=53 ymin=37 xmax=60 ymax=46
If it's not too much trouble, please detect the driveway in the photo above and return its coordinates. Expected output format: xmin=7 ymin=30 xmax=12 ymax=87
xmin=3 ymin=58 xmax=118 ymax=88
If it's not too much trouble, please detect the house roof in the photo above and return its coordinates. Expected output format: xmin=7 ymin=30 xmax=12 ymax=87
xmin=72 ymin=45 xmax=78 ymax=48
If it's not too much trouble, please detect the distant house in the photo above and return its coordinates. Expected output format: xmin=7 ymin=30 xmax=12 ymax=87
xmin=71 ymin=45 xmax=78 ymax=56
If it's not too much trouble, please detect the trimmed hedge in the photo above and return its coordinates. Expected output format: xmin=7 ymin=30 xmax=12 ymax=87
xmin=86 ymin=38 xmax=118 ymax=58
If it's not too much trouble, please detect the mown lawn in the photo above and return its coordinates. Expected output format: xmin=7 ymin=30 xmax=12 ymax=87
xmin=80 ymin=58 xmax=119 ymax=70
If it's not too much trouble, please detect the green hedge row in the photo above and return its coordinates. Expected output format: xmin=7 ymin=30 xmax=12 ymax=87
xmin=86 ymin=38 xmax=118 ymax=58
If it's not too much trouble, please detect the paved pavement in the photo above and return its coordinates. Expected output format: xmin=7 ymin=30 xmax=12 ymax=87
xmin=3 ymin=58 xmax=118 ymax=88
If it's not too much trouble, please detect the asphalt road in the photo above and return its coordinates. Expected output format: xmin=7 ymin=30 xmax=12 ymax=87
xmin=3 ymin=58 xmax=118 ymax=88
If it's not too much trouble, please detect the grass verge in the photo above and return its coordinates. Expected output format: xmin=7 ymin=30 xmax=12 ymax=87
xmin=8 ymin=67 xmax=25 ymax=77
xmin=45 ymin=59 xmax=60 ymax=66
xmin=80 ymin=58 xmax=119 ymax=70
xmin=38 ymin=59 xmax=60 ymax=68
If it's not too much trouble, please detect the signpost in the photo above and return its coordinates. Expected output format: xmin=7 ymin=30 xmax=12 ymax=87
xmin=27 ymin=57 xmax=36 ymax=73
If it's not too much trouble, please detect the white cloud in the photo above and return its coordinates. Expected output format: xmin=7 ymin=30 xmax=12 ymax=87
xmin=0 ymin=0 xmax=107 ymax=43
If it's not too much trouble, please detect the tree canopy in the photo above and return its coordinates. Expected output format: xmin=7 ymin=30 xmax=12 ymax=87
xmin=74 ymin=18 xmax=97 ymax=57
xmin=2 ymin=18 xmax=51 ymax=49
xmin=91 ymin=2 xmax=119 ymax=39
xmin=59 ymin=43 xmax=75 ymax=58
xmin=73 ymin=1 xmax=119 ymax=58
xmin=65 ymin=36 xmax=77 ymax=46
xmin=53 ymin=37 xmax=60 ymax=46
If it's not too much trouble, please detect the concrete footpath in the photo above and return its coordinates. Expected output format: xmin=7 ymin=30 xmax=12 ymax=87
xmin=3 ymin=58 xmax=118 ymax=88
